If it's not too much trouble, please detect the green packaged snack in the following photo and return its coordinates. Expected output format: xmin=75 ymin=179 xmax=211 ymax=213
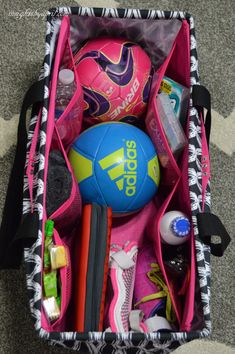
xmin=44 ymin=220 xmax=54 ymax=270
xmin=43 ymin=271 xmax=58 ymax=298
xmin=56 ymin=295 xmax=61 ymax=309
xmin=45 ymin=220 xmax=54 ymax=237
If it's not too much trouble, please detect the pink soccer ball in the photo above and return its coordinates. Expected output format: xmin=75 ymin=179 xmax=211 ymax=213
xmin=73 ymin=38 xmax=152 ymax=125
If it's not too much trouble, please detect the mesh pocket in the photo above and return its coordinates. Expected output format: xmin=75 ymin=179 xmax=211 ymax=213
xmin=41 ymin=228 xmax=72 ymax=332
xmin=49 ymin=14 xmax=83 ymax=151
xmin=48 ymin=126 xmax=82 ymax=237
xmin=50 ymin=178 xmax=82 ymax=237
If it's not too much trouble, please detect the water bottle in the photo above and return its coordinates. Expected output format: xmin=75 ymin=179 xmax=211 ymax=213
xmin=160 ymin=211 xmax=191 ymax=245
xmin=55 ymin=69 xmax=76 ymax=119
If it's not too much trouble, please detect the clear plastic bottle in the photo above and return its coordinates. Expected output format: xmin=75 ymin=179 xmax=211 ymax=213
xmin=160 ymin=211 xmax=191 ymax=245
xmin=55 ymin=69 xmax=76 ymax=119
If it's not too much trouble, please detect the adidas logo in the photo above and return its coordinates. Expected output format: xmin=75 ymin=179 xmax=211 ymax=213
xmin=98 ymin=141 xmax=137 ymax=197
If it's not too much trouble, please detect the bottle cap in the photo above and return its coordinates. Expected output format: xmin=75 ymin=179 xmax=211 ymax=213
xmin=171 ymin=216 xmax=190 ymax=237
xmin=45 ymin=220 xmax=54 ymax=237
xmin=58 ymin=69 xmax=74 ymax=85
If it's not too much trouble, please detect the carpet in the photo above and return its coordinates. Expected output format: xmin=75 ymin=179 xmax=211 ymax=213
xmin=0 ymin=0 xmax=234 ymax=353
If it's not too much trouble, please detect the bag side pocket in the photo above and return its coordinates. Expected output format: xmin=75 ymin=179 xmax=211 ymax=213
xmin=146 ymin=19 xmax=194 ymax=329
xmin=54 ymin=39 xmax=83 ymax=150
xmin=41 ymin=228 xmax=72 ymax=332
xmin=149 ymin=127 xmax=196 ymax=331
xmin=149 ymin=180 xmax=182 ymax=325
xmin=49 ymin=15 xmax=83 ymax=150
xmin=47 ymin=126 xmax=82 ymax=237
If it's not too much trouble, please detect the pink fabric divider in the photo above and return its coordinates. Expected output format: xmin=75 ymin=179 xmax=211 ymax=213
xmin=26 ymin=109 xmax=42 ymax=212
xmin=165 ymin=20 xmax=191 ymax=88
xmin=181 ymin=227 xmax=196 ymax=331
xmin=150 ymin=118 xmax=196 ymax=332
xmin=145 ymin=19 xmax=196 ymax=331
xmin=151 ymin=179 xmax=182 ymax=324
xmin=41 ymin=228 xmax=72 ymax=332
xmin=41 ymin=16 xmax=82 ymax=331
xmin=174 ymin=116 xmax=196 ymax=331
xmin=149 ymin=147 xmax=195 ymax=330
xmin=145 ymin=40 xmax=181 ymax=186
xmin=200 ymin=112 xmax=211 ymax=211
xmin=49 ymin=126 xmax=82 ymax=237
xmin=144 ymin=28 xmax=183 ymax=326
xmin=48 ymin=16 xmax=83 ymax=151
xmin=55 ymin=45 xmax=84 ymax=151
xmin=173 ymin=20 xmax=195 ymax=331
xmin=111 ymin=200 xmax=158 ymax=247
xmin=42 ymin=16 xmax=72 ymax=229
xmin=39 ymin=15 xmax=196 ymax=333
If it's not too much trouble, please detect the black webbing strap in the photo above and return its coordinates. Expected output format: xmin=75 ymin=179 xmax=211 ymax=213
xmin=192 ymin=85 xmax=211 ymax=146
xmin=0 ymin=80 xmax=44 ymax=269
xmin=197 ymin=213 xmax=231 ymax=257
xmin=0 ymin=213 xmax=40 ymax=269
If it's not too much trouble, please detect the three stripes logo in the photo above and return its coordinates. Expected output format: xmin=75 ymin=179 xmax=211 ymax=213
xmin=98 ymin=141 xmax=138 ymax=197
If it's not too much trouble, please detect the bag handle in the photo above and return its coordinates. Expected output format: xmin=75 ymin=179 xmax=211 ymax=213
xmin=192 ymin=85 xmax=211 ymax=146
xmin=197 ymin=212 xmax=231 ymax=257
xmin=0 ymin=80 xmax=44 ymax=269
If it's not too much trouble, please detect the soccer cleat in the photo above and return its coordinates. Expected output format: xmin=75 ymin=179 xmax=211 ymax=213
xmin=108 ymin=242 xmax=138 ymax=332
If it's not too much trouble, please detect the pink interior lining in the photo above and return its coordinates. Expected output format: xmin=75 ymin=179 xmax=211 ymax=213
xmin=42 ymin=17 xmax=71 ymax=227
xmin=49 ymin=125 xmax=79 ymax=222
xmin=145 ymin=38 xmax=181 ymax=183
xmin=145 ymin=19 xmax=195 ymax=330
xmin=165 ymin=20 xmax=191 ymax=88
xmin=41 ymin=16 xmax=75 ymax=331
xmin=49 ymin=126 xmax=82 ymax=236
xmin=40 ymin=15 xmax=198 ymax=334
xmin=177 ymin=108 xmax=196 ymax=331
xmin=55 ymin=51 xmax=84 ymax=151
xmin=111 ymin=200 xmax=158 ymax=247
xmin=153 ymin=179 xmax=182 ymax=323
xmin=181 ymin=227 xmax=196 ymax=331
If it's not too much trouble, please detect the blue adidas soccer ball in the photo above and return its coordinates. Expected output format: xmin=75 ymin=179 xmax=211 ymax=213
xmin=69 ymin=122 xmax=160 ymax=214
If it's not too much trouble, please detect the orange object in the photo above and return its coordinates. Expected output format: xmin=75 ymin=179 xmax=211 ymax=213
xmin=74 ymin=205 xmax=92 ymax=332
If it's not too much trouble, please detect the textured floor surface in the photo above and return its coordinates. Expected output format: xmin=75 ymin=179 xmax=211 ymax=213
xmin=0 ymin=0 xmax=234 ymax=353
